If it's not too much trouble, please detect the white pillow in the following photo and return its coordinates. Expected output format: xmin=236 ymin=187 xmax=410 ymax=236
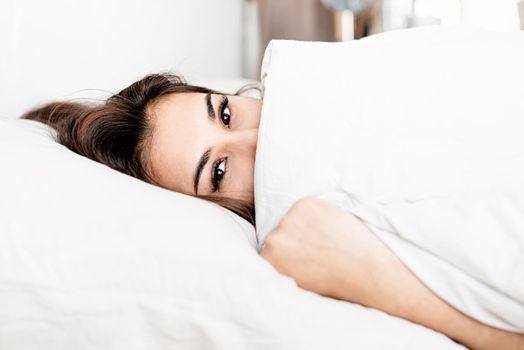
xmin=0 ymin=118 xmax=461 ymax=348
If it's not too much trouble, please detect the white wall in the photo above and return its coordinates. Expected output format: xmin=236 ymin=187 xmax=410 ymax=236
xmin=0 ymin=0 xmax=244 ymax=119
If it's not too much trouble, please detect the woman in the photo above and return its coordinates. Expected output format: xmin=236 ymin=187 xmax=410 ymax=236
xmin=22 ymin=73 xmax=524 ymax=349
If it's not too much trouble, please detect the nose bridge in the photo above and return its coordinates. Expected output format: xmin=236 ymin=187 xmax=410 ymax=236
xmin=222 ymin=127 xmax=258 ymax=149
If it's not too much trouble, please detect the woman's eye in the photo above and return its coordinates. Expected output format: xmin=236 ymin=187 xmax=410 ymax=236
xmin=212 ymin=158 xmax=227 ymax=192
xmin=221 ymin=106 xmax=231 ymax=127
xmin=219 ymin=96 xmax=231 ymax=128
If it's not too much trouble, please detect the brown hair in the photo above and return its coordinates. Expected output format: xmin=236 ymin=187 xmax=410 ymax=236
xmin=21 ymin=73 xmax=255 ymax=225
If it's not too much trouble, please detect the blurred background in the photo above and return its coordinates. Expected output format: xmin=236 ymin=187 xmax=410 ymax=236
xmin=1 ymin=0 xmax=523 ymax=119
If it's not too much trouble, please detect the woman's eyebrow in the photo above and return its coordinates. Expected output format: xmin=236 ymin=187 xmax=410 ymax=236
xmin=205 ymin=93 xmax=215 ymax=119
xmin=193 ymin=93 xmax=218 ymax=195
xmin=194 ymin=148 xmax=211 ymax=195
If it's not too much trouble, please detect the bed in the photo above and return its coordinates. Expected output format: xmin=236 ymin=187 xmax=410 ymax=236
xmin=4 ymin=26 xmax=521 ymax=349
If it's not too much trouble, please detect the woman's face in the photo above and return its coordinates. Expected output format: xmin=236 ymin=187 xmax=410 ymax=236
xmin=147 ymin=92 xmax=262 ymax=205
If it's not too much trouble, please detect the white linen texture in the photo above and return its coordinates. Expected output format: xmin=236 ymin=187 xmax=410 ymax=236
xmin=254 ymin=26 xmax=524 ymax=334
xmin=0 ymin=117 xmax=461 ymax=348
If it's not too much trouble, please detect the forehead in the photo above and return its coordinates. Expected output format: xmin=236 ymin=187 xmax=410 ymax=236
xmin=147 ymin=92 xmax=208 ymax=192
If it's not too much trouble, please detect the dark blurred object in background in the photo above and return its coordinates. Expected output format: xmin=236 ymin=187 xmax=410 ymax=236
xmin=257 ymin=0 xmax=336 ymax=53
xmin=256 ymin=0 xmax=382 ymax=71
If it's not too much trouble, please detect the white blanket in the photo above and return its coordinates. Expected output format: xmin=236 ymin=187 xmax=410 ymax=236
xmin=254 ymin=27 xmax=524 ymax=333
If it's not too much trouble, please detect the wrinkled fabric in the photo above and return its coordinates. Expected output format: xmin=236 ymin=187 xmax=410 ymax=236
xmin=0 ymin=117 xmax=462 ymax=348
xmin=255 ymin=27 xmax=524 ymax=332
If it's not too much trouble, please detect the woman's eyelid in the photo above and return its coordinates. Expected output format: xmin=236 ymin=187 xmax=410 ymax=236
xmin=219 ymin=96 xmax=231 ymax=128
xmin=209 ymin=156 xmax=228 ymax=192
xmin=207 ymin=95 xmax=231 ymax=192
xmin=209 ymin=158 xmax=217 ymax=192
xmin=210 ymin=94 xmax=230 ymax=127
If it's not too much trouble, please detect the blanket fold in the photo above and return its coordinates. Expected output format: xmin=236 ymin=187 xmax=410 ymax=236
xmin=254 ymin=27 xmax=524 ymax=332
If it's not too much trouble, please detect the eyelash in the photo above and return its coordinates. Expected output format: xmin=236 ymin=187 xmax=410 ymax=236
xmin=209 ymin=96 xmax=231 ymax=192
xmin=219 ymin=96 xmax=231 ymax=128
xmin=211 ymin=157 xmax=227 ymax=192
